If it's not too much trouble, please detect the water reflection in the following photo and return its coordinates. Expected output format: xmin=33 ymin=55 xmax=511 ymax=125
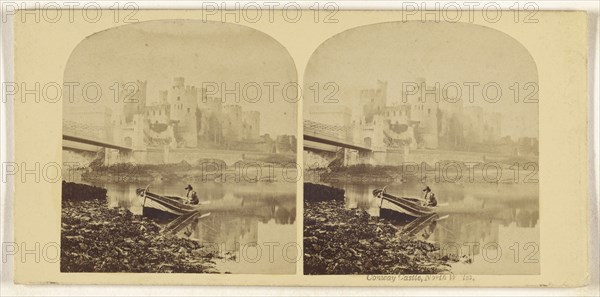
xmin=327 ymin=180 xmax=540 ymax=274
xmin=87 ymin=180 xmax=297 ymax=274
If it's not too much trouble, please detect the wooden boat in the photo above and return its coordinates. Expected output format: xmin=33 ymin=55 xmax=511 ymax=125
xmin=136 ymin=188 xmax=207 ymax=217
xmin=373 ymin=188 xmax=436 ymax=220
xmin=136 ymin=187 xmax=295 ymax=224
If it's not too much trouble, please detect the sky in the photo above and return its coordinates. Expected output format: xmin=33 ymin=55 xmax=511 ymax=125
xmin=63 ymin=19 xmax=297 ymax=136
xmin=304 ymin=21 xmax=539 ymax=139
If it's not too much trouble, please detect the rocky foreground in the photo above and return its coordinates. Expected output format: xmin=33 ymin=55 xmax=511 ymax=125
xmin=60 ymin=182 xmax=220 ymax=273
xmin=303 ymin=183 xmax=450 ymax=275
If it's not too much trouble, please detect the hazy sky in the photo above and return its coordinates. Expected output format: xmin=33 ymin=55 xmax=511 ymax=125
xmin=63 ymin=20 xmax=297 ymax=136
xmin=304 ymin=21 xmax=539 ymax=139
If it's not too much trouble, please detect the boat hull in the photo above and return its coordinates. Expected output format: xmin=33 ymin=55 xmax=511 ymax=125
xmin=374 ymin=189 xmax=436 ymax=219
xmin=379 ymin=208 xmax=422 ymax=222
xmin=142 ymin=206 xmax=180 ymax=221
xmin=137 ymin=188 xmax=202 ymax=217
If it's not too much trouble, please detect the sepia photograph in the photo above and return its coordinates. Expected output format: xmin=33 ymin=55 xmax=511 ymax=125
xmin=303 ymin=21 xmax=540 ymax=275
xmin=60 ymin=20 xmax=298 ymax=274
xmin=6 ymin=6 xmax=592 ymax=290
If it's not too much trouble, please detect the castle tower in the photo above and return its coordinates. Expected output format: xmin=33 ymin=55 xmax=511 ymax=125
xmin=158 ymin=90 xmax=168 ymax=104
xmin=463 ymin=106 xmax=484 ymax=143
xmin=242 ymin=110 xmax=260 ymax=140
xmin=403 ymin=78 xmax=439 ymax=149
xmin=122 ymin=80 xmax=147 ymax=123
xmin=167 ymin=77 xmax=198 ymax=147
xmin=222 ymin=105 xmax=243 ymax=142
xmin=359 ymin=80 xmax=388 ymax=124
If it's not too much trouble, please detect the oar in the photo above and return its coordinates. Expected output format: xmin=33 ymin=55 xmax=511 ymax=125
xmin=436 ymin=214 xmax=449 ymax=221
xmin=163 ymin=211 xmax=211 ymax=235
xmin=402 ymin=213 xmax=438 ymax=236
xmin=167 ymin=212 xmax=210 ymax=235
xmin=163 ymin=211 xmax=198 ymax=233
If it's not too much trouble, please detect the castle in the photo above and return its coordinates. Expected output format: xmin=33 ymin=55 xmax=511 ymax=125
xmin=310 ymin=79 xmax=510 ymax=154
xmin=109 ymin=77 xmax=270 ymax=151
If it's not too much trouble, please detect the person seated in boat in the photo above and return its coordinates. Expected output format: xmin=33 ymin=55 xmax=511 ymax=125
xmin=422 ymin=186 xmax=437 ymax=207
xmin=184 ymin=184 xmax=199 ymax=205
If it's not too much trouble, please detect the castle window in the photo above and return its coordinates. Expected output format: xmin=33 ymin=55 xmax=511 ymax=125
xmin=159 ymin=110 xmax=161 ymax=116
xmin=428 ymin=108 xmax=431 ymax=114
xmin=177 ymin=96 xmax=180 ymax=101
xmin=187 ymin=108 xmax=190 ymax=113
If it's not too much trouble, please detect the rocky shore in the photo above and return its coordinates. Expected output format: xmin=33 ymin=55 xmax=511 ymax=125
xmin=303 ymin=183 xmax=450 ymax=275
xmin=60 ymin=182 xmax=220 ymax=273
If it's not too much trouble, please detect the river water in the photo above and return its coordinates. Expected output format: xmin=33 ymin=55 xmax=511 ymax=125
xmin=67 ymin=172 xmax=297 ymax=274
xmin=325 ymin=180 xmax=540 ymax=275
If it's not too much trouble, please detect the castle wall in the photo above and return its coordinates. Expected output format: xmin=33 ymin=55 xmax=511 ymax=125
xmin=141 ymin=147 xmax=281 ymax=166
xmin=145 ymin=104 xmax=170 ymax=125
xmin=383 ymin=105 xmax=410 ymax=126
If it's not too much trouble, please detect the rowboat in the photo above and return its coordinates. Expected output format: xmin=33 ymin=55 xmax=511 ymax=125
xmin=373 ymin=188 xmax=436 ymax=220
xmin=136 ymin=187 xmax=296 ymax=224
xmin=136 ymin=188 xmax=207 ymax=217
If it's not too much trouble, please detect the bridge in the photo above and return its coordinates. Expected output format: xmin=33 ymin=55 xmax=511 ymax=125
xmin=62 ymin=133 xmax=134 ymax=166
xmin=303 ymin=120 xmax=371 ymax=152
xmin=62 ymin=120 xmax=134 ymax=166
xmin=62 ymin=120 xmax=132 ymax=152
xmin=63 ymin=133 xmax=132 ymax=152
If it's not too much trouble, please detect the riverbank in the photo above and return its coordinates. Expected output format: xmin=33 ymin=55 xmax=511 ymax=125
xmin=303 ymin=183 xmax=450 ymax=275
xmin=305 ymin=161 xmax=538 ymax=185
xmin=81 ymin=158 xmax=296 ymax=184
xmin=61 ymin=182 xmax=220 ymax=273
